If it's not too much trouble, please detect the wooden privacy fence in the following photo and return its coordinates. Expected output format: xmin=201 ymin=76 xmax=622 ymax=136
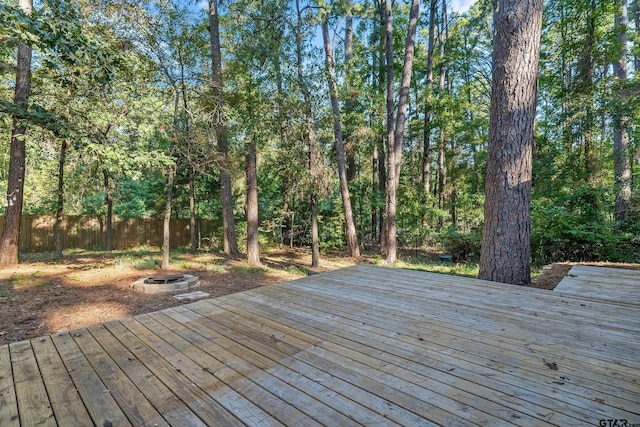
xmin=0 ymin=215 xmax=217 ymax=253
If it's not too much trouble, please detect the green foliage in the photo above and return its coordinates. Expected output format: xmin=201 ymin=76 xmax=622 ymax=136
xmin=441 ymin=227 xmax=482 ymax=263
xmin=531 ymin=185 xmax=640 ymax=264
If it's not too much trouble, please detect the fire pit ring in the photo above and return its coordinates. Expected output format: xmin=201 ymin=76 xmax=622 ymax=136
xmin=132 ymin=274 xmax=200 ymax=294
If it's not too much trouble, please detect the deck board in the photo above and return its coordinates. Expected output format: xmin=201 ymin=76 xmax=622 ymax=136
xmin=2 ymin=264 xmax=639 ymax=426
xmin=555 ymin=265 xmax=640 ymax=305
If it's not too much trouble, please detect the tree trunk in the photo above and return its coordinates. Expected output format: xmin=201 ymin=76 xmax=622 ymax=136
xmin=376 ymin=2 xmax=387 ymax=249
xmin=54 ymin=139 xmax=68 ymax=259
xmin=383 ymin=0 xmax=395 ymax=258
xmin=613 ymin=0 xmax=631 ymax=221
xmin=0 ymin=0 xmax=33 ymax=266
xmin=322 ymin=17 xmax=360 ymax=258
xmin=385 ymin=0 xmax=420 ymax=264
xmin=345 ymin=2 xmax=356 ymax=183
xmin=581 ymin=1 xmax=598 ymax=181
xmin=436 ymin=1 xmax=447 ymax=224
xmin=208 ymin=0 xmax=239 ymax=255
xmin=422 ymin=0 xmax=437 ymax=200
xmin=478 ymin=0 xmax=543 ymax=286
xmin=246 ymin=139 xmax=260 ymax=265
xmin=161 ymin=165 xmax=175 ymax=269
xmin=371 ymin=146 xmax=378 ymax=240
xmin=296 ymin=0 xmax=322 ymax=266
xmin=189 ymin=172 xmax=197 ymax=254
xmin=635 ymin=0 xmax=640 ymax=73
xmin=311 ymin=193 xmax=319 ymax=267
xmin=103 ymin=169 xmax=114 ymax=252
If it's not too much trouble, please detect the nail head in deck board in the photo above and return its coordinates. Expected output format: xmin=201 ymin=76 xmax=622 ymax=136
xmin=30 ymin=336 xmax=93 ymax=427
xmin=0 ymin=345 xmax=20 ymax=427
xmin=86 ymin=324 xmax=207 ymax=427
xmin=50 ymin=332 xmax=132 ymax=427
xmin=9 ymin=341 xmax=56 ymax=427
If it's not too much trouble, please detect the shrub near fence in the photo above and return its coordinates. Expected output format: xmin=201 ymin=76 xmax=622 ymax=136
xmin=0 ymin=215 xmax=216 ymax=253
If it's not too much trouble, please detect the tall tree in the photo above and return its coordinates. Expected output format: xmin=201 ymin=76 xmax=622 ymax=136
xmin=295 ymin=0 xmax=322 ymax=267
xmin=478 ymin=0 xmax=543 ymax=285
xmin=613 ymin=0 xmax=631 ymax=221
xmin=322 ymin=13 xmax=360 ymax=258
xmin=422 ymin=0 xmax=438 ymax=200
xmin=383 ymin=0 xmax=420 ymax=264
xmin=0 ymin=0 xmax=33 ymax=265
xmin=246 ymin=137 xmax=260 ymax=265
xmin=208 ymin=0 xmax=239 ymax=255
xmin=436 ymin=1 xmax=448 ymax=219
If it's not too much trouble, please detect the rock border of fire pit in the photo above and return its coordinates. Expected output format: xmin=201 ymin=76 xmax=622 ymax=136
xmin=131 ymin=274 xmax=200 ymax=294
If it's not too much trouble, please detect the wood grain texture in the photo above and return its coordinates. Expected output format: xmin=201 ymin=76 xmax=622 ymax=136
xmin=4 ymin=265 xmax=639 ymax=426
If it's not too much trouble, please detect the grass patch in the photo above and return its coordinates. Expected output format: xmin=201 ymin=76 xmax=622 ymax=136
xmin=231 ymin=265 xmax=269 ymax=274
xmin=9 ymin=271 xmax=50 ymax=289
xmin=285 ymin=265 xmax=309 ymax=276
xmin=395 ymin=260 xmax=479 ymax=278
xmin=133 ymin=257 xmax=159 ymax=270
xmin=0 ymin=287 xmax=15 ymax=298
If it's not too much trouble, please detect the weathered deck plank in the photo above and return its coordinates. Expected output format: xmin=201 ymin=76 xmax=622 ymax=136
xmin=0 ymin=344 xmax=20 ymax=427
xmin=555 ymin=265 xmax=640 ymax=305
xmin=9 ymin=341 xmax=56 ymax=427
xmin=30 ymin=336 xmax=93 ymax=427
xmin=1 ymin=264 xmax=639 ymax=426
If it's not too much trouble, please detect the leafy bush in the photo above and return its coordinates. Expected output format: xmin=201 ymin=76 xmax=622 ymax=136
xmin=531 ymin=185 xmax=640 ymax=264
xmin=441 ymin=227 xmax=482 ymax=262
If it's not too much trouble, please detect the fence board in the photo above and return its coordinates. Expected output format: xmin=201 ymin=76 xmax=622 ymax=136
xmin=0 ymin=215 xmax=216 ymax=253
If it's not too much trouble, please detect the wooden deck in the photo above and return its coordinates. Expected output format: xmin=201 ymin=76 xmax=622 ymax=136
xmin=555 ymin=264 xmax=640 ymax=305
xmin=1 ymin=264 xmax=639 ymax=426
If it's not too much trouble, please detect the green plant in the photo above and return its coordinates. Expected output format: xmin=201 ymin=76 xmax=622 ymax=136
xmin=133 ymin=257 xmax=159 ymax=270
xmin=441 ymin=228 xmax=482 ymax=263
xmin=0 ymin=287 xmax=15 ymax=298
xmin=286 ymin=265 xmax=309 ymax=276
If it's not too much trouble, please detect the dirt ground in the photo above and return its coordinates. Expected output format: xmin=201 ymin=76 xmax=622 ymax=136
xmin=0 ymin=248 xmax=356 ymax=345
xmin=1 ymin=248 xmax=638 ymax=344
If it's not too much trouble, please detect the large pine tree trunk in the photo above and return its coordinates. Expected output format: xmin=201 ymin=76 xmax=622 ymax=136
xmin=613 ymin=0 xmax=631 ymax=221
xmin=478 ymin=0 xmax=543 ymax=286
xmin=322 ymin=18 xmax=360 ymax=258
xmin=385 ymin=0 xmax=420 ymax=264
xmin=209 ymin=0 xmax=239 ymax=255
xmin=0 ymin=0 xmax=33 ymax=265
xmin=54 ymin=139 xmax=68 ymax=259
xmin=246 ymin=139 xmax=260 ymax=265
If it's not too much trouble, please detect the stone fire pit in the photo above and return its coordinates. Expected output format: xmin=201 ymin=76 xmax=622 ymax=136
xmin=132 ymin=274 xmax=200 ymax=294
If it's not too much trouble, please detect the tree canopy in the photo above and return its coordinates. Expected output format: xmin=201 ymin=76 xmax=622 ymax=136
xmin=1 ymin=0 xmax=639 ymax=276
